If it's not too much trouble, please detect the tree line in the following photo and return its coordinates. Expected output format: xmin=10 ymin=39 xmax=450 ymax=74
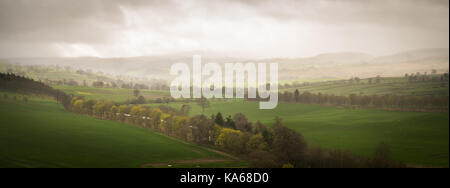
xmin=0 ymin=73 xmax=72 ymax=109
xmin=280 ymin=90 xmax=448 ymax=111
xmin=246 ymin=89 xmax=448 ymax=112
xmin=65 ymin=96 xmax=406 ymax=168
xmin=1 ymin=72 xmax=406 ymax=168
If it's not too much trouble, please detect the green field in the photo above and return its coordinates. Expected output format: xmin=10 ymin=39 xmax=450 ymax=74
xmin=0 ymin=95 xmax=240 ymax=168
xmin=54 ymin=85 xmax=170 ymax=102
xmin=280 ymin=77 xmax=449 ymax=96
xmin=147 ymin=100 xmax=449 ymax=167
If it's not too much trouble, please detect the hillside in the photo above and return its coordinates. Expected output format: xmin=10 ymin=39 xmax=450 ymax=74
xmin=280 ymin=76 xmax=449 ymax=97
xmin=146 ymin=100 xmax=449 ymax=167
xmin=1 ymin=48 xmax=448 ymax=81
xmin=0 ymin=94 xmax=241 ymax=168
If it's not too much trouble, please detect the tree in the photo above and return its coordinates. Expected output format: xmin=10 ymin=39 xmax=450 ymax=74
xmin=294 ymin=89 xmax=300 ymax=103
xmin=133 ymin=89 xmax=140 ymax=97
xmin=180 ymin=104 xmax=191 ymax=116
xmin=118 ymin=105 xmax=131 ymax=121
xmin=246 ymin=134 xmax=269 ymax=152
xmin=376 ymin=75 xmax=381 ymax=84
xmin=224 ymin=115 xmax=236 ymax=129
xmin=233 ymin=113 xmax=252 ymax=132
xmin=173 ymin=116 xmax=190 ymax=140
xmin=255 ymin=121 xmax=274 ymax=145
xmin=137 ymin=96 xmax=146 ymax=104
xmin=92 ymin=81 xmax=104 ymax=88
xmin=110 ymin=105 xmax=118 ymax=120
xmin=196 ymin=96 xmax=210 ymax=114
xmin=190 ymin=115 xmax=215 ymax=144
xmin=214 ymin=112 xmax=225 ymax=127
xmin=211 ymin=124 xmax=223 ymax=144
xmin=150 ymin=108 xmax=163 ymax=130
xmin=93 ymin=101 xmax=111 ymax=118
xmin=83 ymin=100 xmax=96 ymax=115
xmin=247 ymin=150 xmax=279 ymax=168
xmin=130 ymin=106 xmax=147 ymax=125
xmin=272 ymin=118 xmax=308 ymax=167
xmin=73 ymin=99 xmax=85 ymax=113
xmin=217 ymin=128 xmax=243 ymax=152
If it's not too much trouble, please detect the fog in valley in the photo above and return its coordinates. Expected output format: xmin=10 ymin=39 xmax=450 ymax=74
xmin=0 ymin=0 xmax=449 ymax=81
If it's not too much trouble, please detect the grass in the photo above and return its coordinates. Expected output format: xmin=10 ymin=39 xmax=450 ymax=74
xmin=54 ymin=85 xmax=170 ymax=102
xmin=280 ymin=77 xmax=449 ymax=96
xmin=0 ymin=94 xmax=243 ymax=168
xmin=147 ymin=100 xmax=449 ymax=167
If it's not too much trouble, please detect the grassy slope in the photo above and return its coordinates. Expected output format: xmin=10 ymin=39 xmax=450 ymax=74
xmin=147 ymin=100 xmax=449 ymax=167
xmin=0 ymin=95 xmax=236 ymax=168
xmin=54 ymin=85 xmax=170 ymax=102
xmin=280 ymin=77 xmax=449 ymax=96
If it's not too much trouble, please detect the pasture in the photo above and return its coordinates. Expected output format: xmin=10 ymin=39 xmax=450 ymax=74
xmin=280 ymin=77 xmax=449 ymax=96
xmin=54 ymin=85 xmax=170 ymax=102
xmin=148 ymin=100 xmax=449 ymax=167
xmin=0 ymin=94 xmax=240 ymax=168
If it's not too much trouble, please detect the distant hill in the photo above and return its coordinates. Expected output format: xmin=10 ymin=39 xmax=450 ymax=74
xmin=1 ymin=48 xmax=448 ymax=81
xmin=372 ymin=48 xmax=449 ymax=64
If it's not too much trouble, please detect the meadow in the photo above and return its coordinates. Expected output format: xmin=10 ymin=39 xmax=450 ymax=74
xmin=147 ymin=100 xmax=449 ymax=167
xmin=0 ymin=94 xmax=241 ymax=168
xmin=51 ymin=75 xmax=449 ymax=167
xmin=54 ymin=85 xmax=170 ymax=102
xmin=2 ymin=73 xmax=448 ymax=168
xmin=280 ymin=77 xmax=449 ymax=96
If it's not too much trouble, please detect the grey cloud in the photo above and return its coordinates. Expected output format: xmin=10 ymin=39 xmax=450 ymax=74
xmin=232 ymin=0 xmax=448 ymax=30
xmin=0 ymin=0 xmax=448 ymax=58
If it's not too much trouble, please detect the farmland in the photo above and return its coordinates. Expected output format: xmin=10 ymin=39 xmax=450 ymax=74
xmin=0 ymin=94 xmax=241 ymax=168
xmin=280 ymin=76 xmax=449 ymax=96
xmin=48 ymin=75 xmax=449 ymax=167
xmin=53 ymin=85 xmax=170 ymax=102
xmin=147 ymin=100 xmax=449 ymax=167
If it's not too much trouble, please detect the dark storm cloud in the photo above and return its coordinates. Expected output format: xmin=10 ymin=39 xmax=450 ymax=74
xmin=0 ymin=0 xmax=448 ymax=58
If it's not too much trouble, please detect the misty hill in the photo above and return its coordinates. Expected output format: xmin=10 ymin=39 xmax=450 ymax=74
xmin=372 ymin=48 xmax=449 ymax=64
xmin=1 ymin=48 xmax=448 ymax=81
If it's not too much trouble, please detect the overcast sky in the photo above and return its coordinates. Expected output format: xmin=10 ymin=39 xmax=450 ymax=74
xmin=0 ymin=0 xmax=448 ymax=58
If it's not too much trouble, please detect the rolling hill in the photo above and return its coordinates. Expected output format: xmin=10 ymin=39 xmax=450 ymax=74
xmin=146 ymin=100 xmax=449 ymax=167
xmin=0 ymin=94 xmax=241 ymax=168
xmin=1 ymin=48 xmax=448 ymax=81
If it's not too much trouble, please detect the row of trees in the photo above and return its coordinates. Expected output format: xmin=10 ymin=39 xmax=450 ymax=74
xmin=405 ymin=71 xmax=449 ymax=83
xmin=277 ymin=90 xmax=448 ymax=111
xmin=279 ymin=71 xmax=449 ymax=90
xmin=1 ymin=63 xmax=171 ymax=91
xmin=0 ymin=73 xmax=72 ymax=109
xmin=64 ymin=93 xmax=405 ymax=167
xmin=246 ymin=89 xmax=448 ymax=111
